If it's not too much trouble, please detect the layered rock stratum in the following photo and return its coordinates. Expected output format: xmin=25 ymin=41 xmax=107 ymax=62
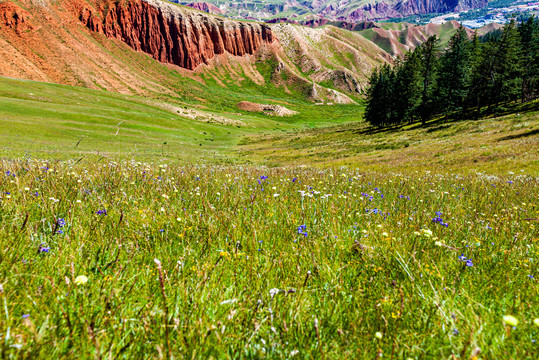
xmin=76 ymin=0 xmax=275 ymax=70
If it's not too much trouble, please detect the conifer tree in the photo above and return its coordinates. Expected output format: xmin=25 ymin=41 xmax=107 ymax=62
xmin=437 ymin=26 xmax=471 ymax=118
xmin=394 ymin=49 xmax=423 ymax=123
xmin=496 ymin=19 xmax=523 ymax=105
xmin=418 ymin=36 xmax=440 ymax=125
xmin=518 ymin=16 xmax=539 ymax=100
xmin=365 ymin=65 xmax=397 ymax=127
xmin=467 ymin=33 xmax=489 ymax=119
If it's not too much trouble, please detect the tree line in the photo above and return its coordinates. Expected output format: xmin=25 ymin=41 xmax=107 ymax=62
xmin=365 ymin=18 xmax=539 ymax=127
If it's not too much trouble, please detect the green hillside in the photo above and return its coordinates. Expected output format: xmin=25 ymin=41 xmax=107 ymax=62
xmin=0 ymin=76 xmax=364 ymax=161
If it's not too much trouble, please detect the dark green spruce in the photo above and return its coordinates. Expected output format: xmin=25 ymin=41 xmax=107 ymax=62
xmin=365 ymin=18 xmax=539 ymax=128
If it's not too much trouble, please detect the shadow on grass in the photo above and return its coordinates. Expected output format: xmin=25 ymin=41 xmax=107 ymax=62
xmin=359 ymin=100 xmax=539 ymax=135
xmin=497 ymin=128 xmax=539 ymax=141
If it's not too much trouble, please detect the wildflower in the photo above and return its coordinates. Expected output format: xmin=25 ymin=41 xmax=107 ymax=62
xmin=74 ymin=275 xmax=88 ymax=286
xmin=96 ymin=209 xmax=107 ymax=215
xmin=297 ymin=225 xmax=308 ymax=237
xmin=502 ymin=315 xmax=518 ymax=327
xmin=453 ymin=328 xmax=459 ymax=335
xmin=269 ymin=288 xmax=280 ymax=298
xmin=421 ymin=229 xmax=433 ymax=238
xmin=432 ymin=215 xmax=448 ymax=227
xmin=22 ymin=314 xmax=30 ymax=319
xmin=534 ymin=318 xmax=539 ymax=327
xmin=38 ymin=244 xmax=50 ymax=254
xmin=375 ymin=332 xmax=383 ymax=340
xmin=465 ymin=259 xmax=473 ymax=267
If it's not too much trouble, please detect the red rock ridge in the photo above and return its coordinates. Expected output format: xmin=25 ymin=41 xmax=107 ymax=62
xmin=76 ymin=0 xmax=275 ymax=70
xmin=0 ymin=1 xmax=33 ymax=34
xmin=185 ymin=2 xmax=223 ymax=15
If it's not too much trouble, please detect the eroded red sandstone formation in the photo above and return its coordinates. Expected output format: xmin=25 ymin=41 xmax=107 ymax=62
xmin=77 ymin=0 xmax=275 ymax=70
xmin=0 ymin=1 xmax=33 ymax=34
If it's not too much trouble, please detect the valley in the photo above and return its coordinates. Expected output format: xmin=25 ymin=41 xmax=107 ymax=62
xmin=0 ymin=0 xmax=537 ymax=358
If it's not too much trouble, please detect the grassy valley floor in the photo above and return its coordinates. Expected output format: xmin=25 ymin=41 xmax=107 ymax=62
xmin=0 ymin=76 xmax=538 ymax=358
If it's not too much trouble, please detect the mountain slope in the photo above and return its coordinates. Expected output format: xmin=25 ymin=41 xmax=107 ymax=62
xmin=0 ymin=0 xmax=393 ymax=104
xmin=357 ymin=20 xmax=475 ymax=57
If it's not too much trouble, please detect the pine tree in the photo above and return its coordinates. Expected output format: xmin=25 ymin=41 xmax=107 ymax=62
xmin=418 ymin=36 xmax=440 ymax=125
xmin=496 ymin=19 xmax=523 ymax=105
xmin=394 ymin=49 xmax=423 ymax=124
xmin=467 ymin=33 xmax=489 ymax=119
xmin=437 ymin=26 xmax=471 ymax=118
xmin=365 ymin=65 xmax=397 ymax=127
xmin=518 ymin=16 xmax=539 ymax=101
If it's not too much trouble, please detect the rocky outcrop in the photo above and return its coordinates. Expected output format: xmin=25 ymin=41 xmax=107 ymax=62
xmin=237 ymin=101 xmax=298 ymax=116
xmin=0 ymin=1 xmax=33 ymax=34
xmin=184 ymin=2 xmax=223 ymax=15
xmin=76 ymin=0 xmax=275 ymax=70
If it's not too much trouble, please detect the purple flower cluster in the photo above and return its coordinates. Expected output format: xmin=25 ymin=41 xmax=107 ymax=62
xmin=432 ymin=212 xmax=449 ymax=227
xmin=361 ymin=193 xmax=374 ymax=201
xmin=56 ymin=218 xmax=66 ymax=234
xmin=96 ymin=209 xmax=107 ymax=215
xmin=297 ymin=225 xmax=308 ymax=237
xmin=458 ymin=254 xmax=473 ymax=267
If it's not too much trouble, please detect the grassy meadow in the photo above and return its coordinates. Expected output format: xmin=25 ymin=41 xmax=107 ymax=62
xmin=0 ymin=76 xmax=538 ymax=358
xmin=0 ymin=161 xmax=537 ymax=358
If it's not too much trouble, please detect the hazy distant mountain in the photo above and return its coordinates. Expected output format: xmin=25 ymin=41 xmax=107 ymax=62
xmin=181 ymin=0 xmax=488 ymax=22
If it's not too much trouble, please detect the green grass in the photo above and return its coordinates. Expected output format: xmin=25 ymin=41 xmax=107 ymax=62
xmin=0 ymin=160 xmax=537 ymax=358
xmin=0 ymin=76 xmax=364 ymax=161
xmin=0 ymin=74 xmax=538 ymax=358
xmin=238 ymin=103 xmax=539 ymax=173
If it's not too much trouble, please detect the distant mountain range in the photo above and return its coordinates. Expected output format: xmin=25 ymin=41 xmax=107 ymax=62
xmin=180 ymin=0 xmax=488 ymax=22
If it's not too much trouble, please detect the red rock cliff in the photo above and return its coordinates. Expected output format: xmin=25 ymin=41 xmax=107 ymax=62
xmin=76 ymin=0 xmax=275 ymax=70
